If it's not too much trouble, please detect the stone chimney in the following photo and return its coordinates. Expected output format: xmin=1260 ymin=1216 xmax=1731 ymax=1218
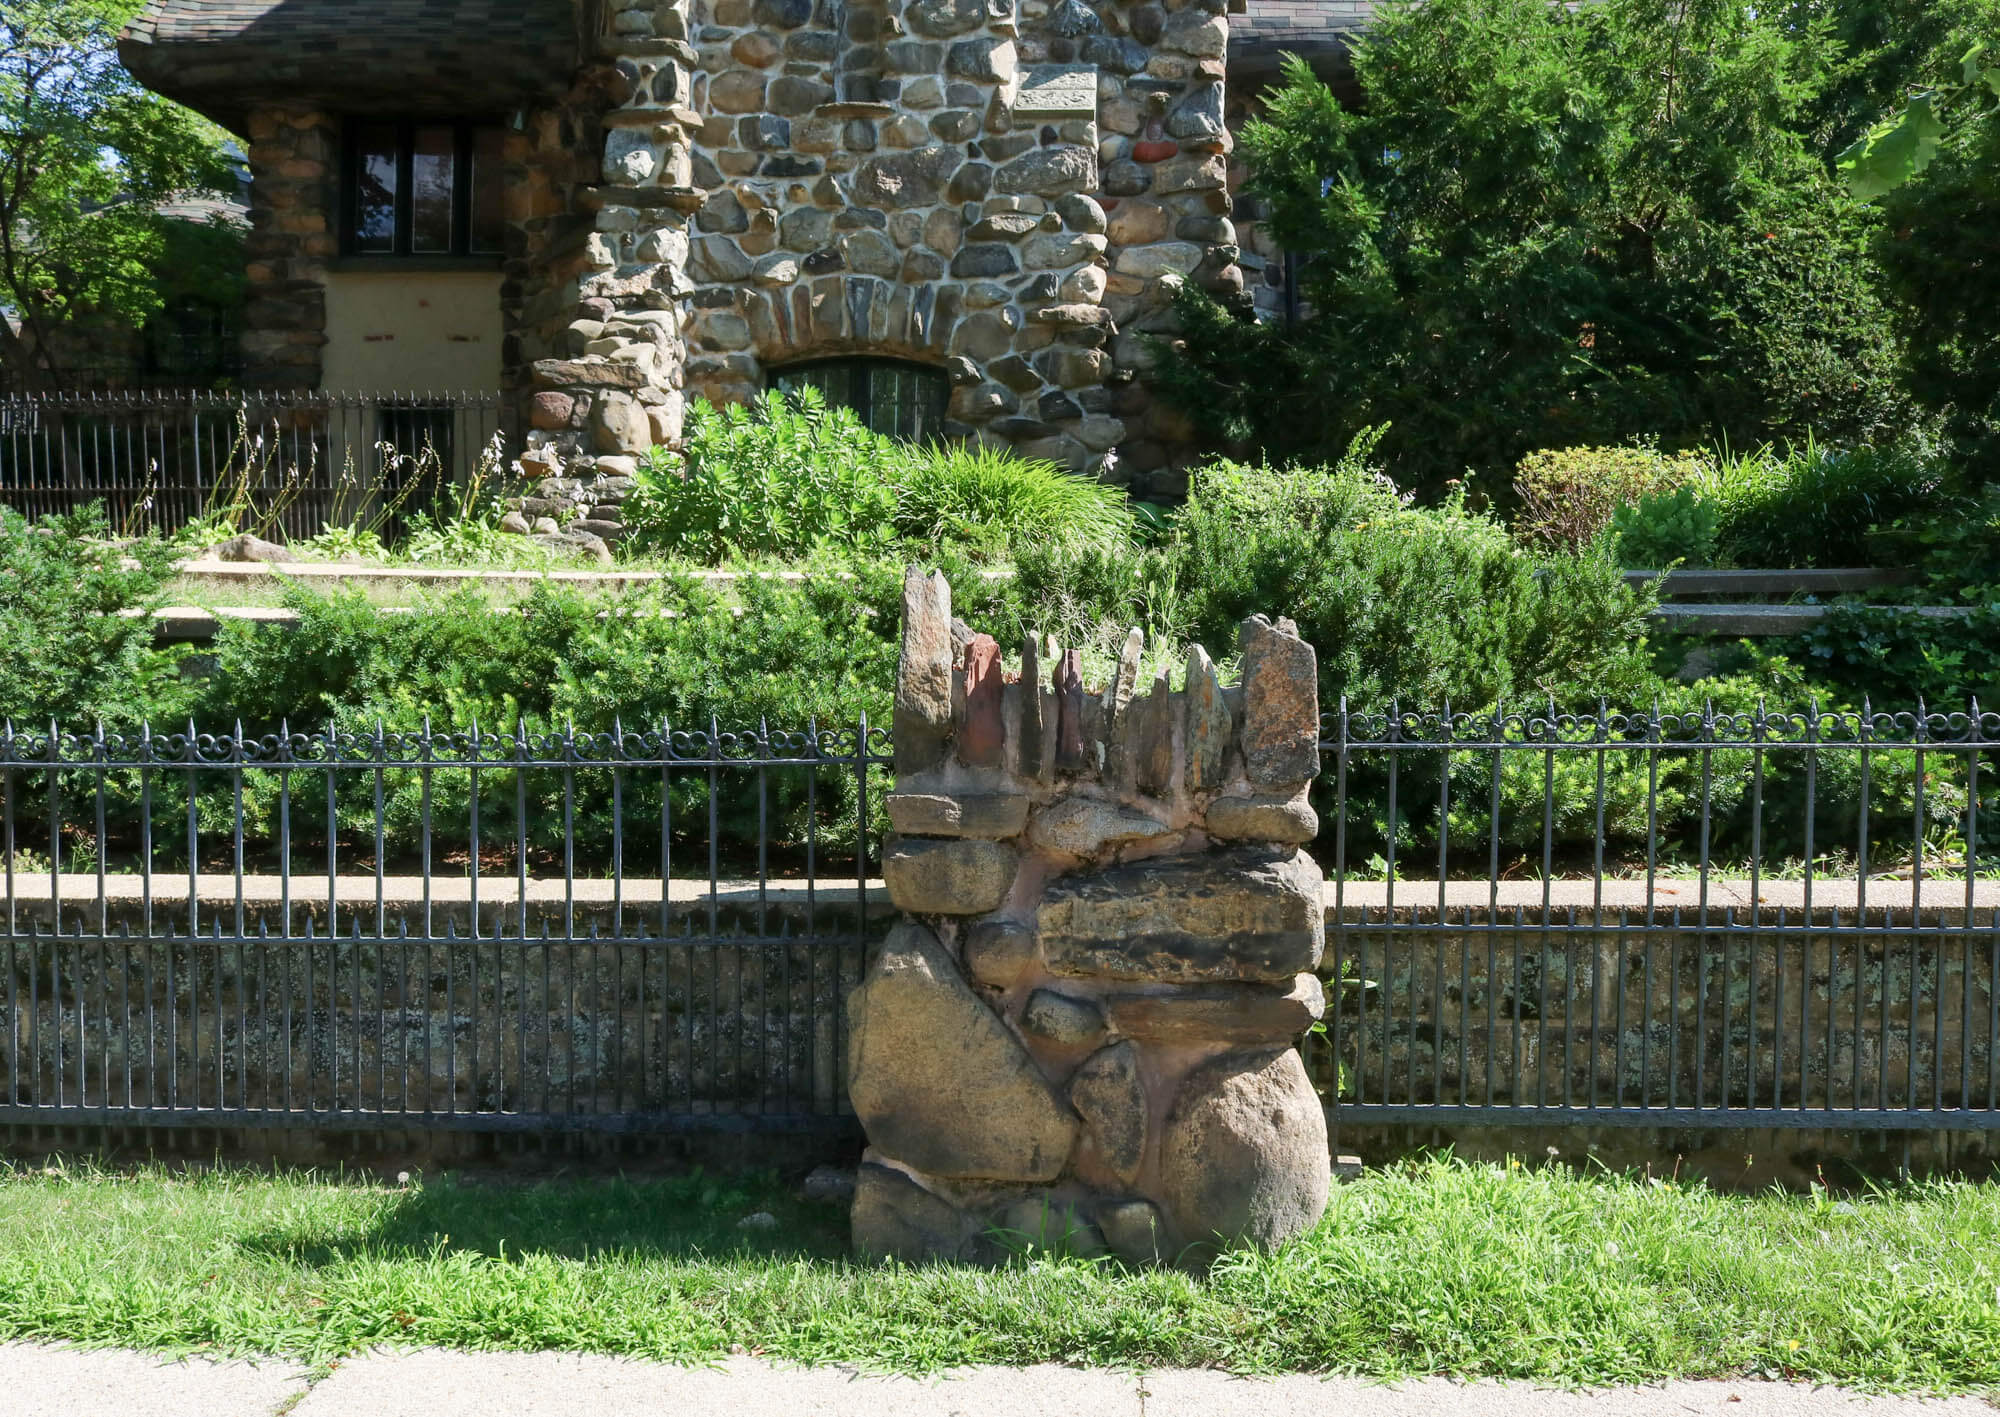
xmin=847 ymin=566 xmax=1330 ymax=1267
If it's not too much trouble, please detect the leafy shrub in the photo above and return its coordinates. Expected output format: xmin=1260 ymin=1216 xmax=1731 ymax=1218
xmin=200 ymin=570 xmax=901 ymax=742
xmin=623 ymin=388 xmax=1129 ymax=564
xmin=1150 ymin=0 xmax=1914 ymax=487
xmin=1707 ymin=442 xmax=1946 ymax=568
xmin=1613 ymin=486 xmax=1719 ymax=570
xmin=1872 ymin=487 xmax=2000 ymax=604
xmin=623 ymin=389 xmax=899 ymax=561
xmin=888 ymin=441 xmax=1133 ymax=557
xmin=192 ymin=569 xmax=908 ymax=863
xmin=0 ymin=505 xmax=187 ymax=726
xmin=1876 ymin=97 xmax=2000 ymax=476
xmin=1513 ymin=445 xmax=1706 ymax=553
xmin=1012 ymin=433 xmax=1660 ymax=711
xmin=1794 ymin=602 xmax=2000 ymax=706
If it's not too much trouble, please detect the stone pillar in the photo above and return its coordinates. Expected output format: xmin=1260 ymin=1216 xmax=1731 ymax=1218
xmin=515 ymin=0 xmax=704 ymax=553
xmin=1094 ymin=0 xmax=1240 ymax=498
xmin=848 ymin=568 xmax=1329 ymax=1267
xmin=241 ymin=105 xmax=337 ymax=390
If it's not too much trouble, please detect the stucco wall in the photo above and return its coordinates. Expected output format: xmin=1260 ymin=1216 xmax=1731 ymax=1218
xmin=322 ymin=269 xmax=506 ymax=391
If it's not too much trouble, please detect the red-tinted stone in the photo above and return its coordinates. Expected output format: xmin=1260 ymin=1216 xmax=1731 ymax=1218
xmin=1019 ymin=633 xmax=1045 ymax=780
xmin=530 ymin=391 xmax=576 ymax=430
xmin=1055 ymin=647 xmax=1086 ymax=772
xmin=960 ymin=634 xmax=1004 ymax=767
xmin=1184 ymin=644 xmax=1232 ymax=792
xmin=896 ymin=568 xmax=955 ymax=776
xmin=1131 ymin=139 xmax=1179 ymax=163
xmin=1239 ymin=614 xmax=1320 ymax=787
xmin=1137 ymin=668 xmax=1174 ymax=796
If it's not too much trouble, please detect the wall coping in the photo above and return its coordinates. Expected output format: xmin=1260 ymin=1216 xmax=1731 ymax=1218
xmin=14 ymin=874 xmax=1996 ymax=923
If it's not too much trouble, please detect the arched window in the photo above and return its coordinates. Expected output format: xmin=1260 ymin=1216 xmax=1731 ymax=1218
xmin=771 ymin=357 xmax=947 ymax=443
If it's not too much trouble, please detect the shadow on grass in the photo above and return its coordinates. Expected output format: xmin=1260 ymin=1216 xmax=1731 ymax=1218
xmin=232 ymin=1169 xmax=853 ymax=1268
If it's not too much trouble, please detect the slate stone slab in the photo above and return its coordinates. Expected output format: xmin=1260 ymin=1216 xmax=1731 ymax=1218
xmin=1037 ymin=846 xmax=1324 ymax=982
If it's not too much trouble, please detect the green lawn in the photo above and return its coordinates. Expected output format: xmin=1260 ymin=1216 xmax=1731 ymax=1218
xmin=1 ymin=1156 xmax=1997 ymax=1390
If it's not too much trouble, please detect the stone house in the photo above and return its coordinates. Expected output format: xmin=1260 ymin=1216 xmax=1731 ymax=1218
xmin=118 ymin=0 xmax=1373 ymax=502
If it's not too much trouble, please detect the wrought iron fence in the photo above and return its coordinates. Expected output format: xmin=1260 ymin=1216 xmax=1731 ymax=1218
xmin=1 ymin=719 xmax=887 ymax=1134
xmin=2 ymin=704 xmax=1998 ymax=1140
xmin=0 ymin=389 xmax=503 ymax=541
xmin=1303 ymin=702 xmax=2000 ymax=1132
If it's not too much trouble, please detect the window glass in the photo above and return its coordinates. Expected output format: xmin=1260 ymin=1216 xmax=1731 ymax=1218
xmin=775 ymin=361 xmax=860 ymax=414
xmin=410 ymin=126 xmax=456 ymax=253
xmin=771 ymin=359 xmax=946 ymax=443
xmin=870 ymin=362 xmax=946 ymax=443
xmin=343 ymin=122 xmax=503 ymax=257
xmin=470 ymin=128 xmax=506 ymax=255
xmin=352 ymin=124 xmax=399 ymax=252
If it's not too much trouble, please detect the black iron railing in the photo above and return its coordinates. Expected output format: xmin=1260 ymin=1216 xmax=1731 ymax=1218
xmin=1 ymin=704 xmax=1996 ymax=1138
xmin=1306 ymin=702 xmax=2000 ymax=1131
xmin=0 ymin=389 xmax=503 ymax=541
xmin=1 ymin=719 xmax=887 ymax=1133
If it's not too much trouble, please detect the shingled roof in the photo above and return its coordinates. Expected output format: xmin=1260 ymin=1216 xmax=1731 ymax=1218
xmin=1230 ymin=0 xmax=1374 ymax=80
xmin=119 ymin=0 xmax=583 ymax=133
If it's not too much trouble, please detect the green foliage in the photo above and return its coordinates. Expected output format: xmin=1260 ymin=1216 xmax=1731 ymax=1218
xmin=0 ymin=0 xmax=240 ymax=384
xmin=1706 ymin=441 xmax=1947 ymax=568
xmin=10 ymin=1158 xmax=2000 ymax=1388
xmin=397 ymin=432 xmax=548 ymax=566
xmin=1512 ymin=445 xmax=1705 ymax=553
xmin=1155 ymin=0 xmax=1913 ymax=488
xmin=1838 ymin=42 xmax=2000 ymax=197
xmin=1700 ymin=186 xmax=1915 ymax=443
xmin=1871 ymin=486 xmax=2000 ymax=602
xmin=887 ymin=440 xmax=1133 ymax=557
xmin=1012 ymin=433 xmax=1660 ymax=711
xmin=1786 ymin=0 xmax=2000 ymax=156
xmin=191 ymin=569 xmax=904 ymax=861
xmin=624 ymin=388 xmax=1134 ymax=564
xmin=623 ymin=390 xmax=900 ymax=561
xmin=300 ymin=525 xmax=387 ymax=561
xmin=1613 ymin=486 xmax=1719 ymax=570
xmin=1875 ymin=101 xmax=2000 ymax=474
xmin=0 ymin=504 xmax=186 ymax=725
xmin=1795 ymin=601 xmax=2000 ymax=705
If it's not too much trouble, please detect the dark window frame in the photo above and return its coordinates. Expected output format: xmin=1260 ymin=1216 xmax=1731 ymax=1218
xmin=769 ymin=356 xmax=949 ymax=443
xmin=338 ymin=119 xmax=504 ymax=260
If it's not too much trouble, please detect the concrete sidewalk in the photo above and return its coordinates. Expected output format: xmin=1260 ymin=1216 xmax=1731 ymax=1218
xmin=4 ymin=1345 xmax=1992 ymax=1417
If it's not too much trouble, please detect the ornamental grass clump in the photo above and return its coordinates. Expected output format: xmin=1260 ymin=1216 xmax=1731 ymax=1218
xmin=885 ymin=440 xmax=1134 ymax=557
xmin=623 ymin=388 xmax=1134 ymax=563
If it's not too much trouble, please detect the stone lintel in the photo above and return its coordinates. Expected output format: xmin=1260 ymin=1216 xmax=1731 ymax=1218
xmin=577 ymin=184 xmax=706 ymax=213
xmin=531 ymin=358 xmax=652 ymax=390
xmin=1013 ymin=64 xmax=1098 ymax=120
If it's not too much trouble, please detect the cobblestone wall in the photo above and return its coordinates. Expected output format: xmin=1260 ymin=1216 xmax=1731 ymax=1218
xmin=670 ymin=0 xmax=1237 ymax=495
xmin=236 ymin=0 xmax=1256 ymax=533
